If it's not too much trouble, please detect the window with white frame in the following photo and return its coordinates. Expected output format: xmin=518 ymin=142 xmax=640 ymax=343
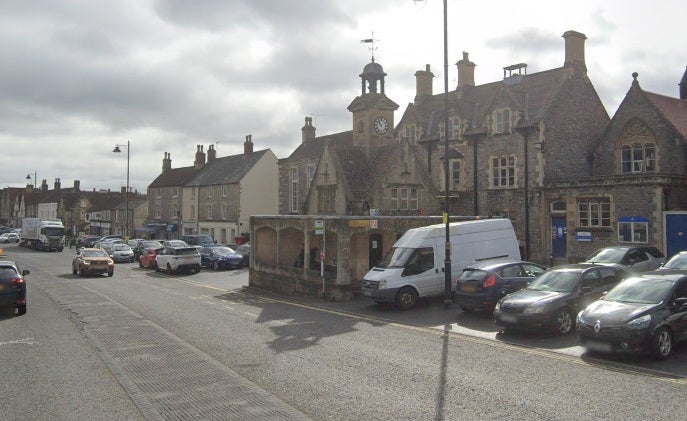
xmin=191 ymin=187 xmax=195 ymax=199
xmin=618 ymin=217 xmax=648 ymax=243
xmin=207 ymin=204 xmax=213 ymax=220
xmin=221 ymin=184 xmax=227 ymax=197
xmin=191 ymin=205 xmax=195 ymax=219
xmin=391 ymin=187 xmax=419 ymax=210
xmin=491 ymin=155 xmax=515 ymax=187
xmin=450 ymin=117 xmax=461 ymax=139
xmin=494 ymin=109 xmax=511 ymax=134
xmin=307 ymin=165 xmax=315 ymax=190
xmin=155 ymin=208 xmax=161 ymax=218
xmin=221 ymin=204 xmax=229 ymax=220
xmin=450 ymin=159 xmax=462 ymax=190
xmin=155 ymin=188 xmax=161 ymax=198
xmin=290 ymin=167 xmax=298 ymax=213
xmin=621 ymin=143 xmax=656 ymax=174
xmin=578 ymin=198 xmax=611 ymax=227
xmin=172 ymin=187 xmax=179 ymax=197
xmin=208 ymin=186 xmax=213 ymax=199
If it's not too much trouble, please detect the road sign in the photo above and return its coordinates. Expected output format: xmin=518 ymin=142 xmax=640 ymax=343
xmin=315 ymin=219 xmax=324 ymax=235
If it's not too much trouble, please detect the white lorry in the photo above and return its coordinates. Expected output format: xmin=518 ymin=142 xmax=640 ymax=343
xmin=20 ymin=218 xmax=66 ymax=251
xmin=361 ymin=218 xmax=521 ymax=309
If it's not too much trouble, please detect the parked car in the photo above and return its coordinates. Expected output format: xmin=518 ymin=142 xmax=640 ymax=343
xmin=77 ymin=235 xmax=100 ymax=248
xmin=0 ymin=261 xmax=29 ymax=316
xmin=133 ymin=240 xmax=162 ymax=261
xmin=199 ymin=246 xmax=243 ymax=270
xmin=155 ymin=246 xmax=201 ymax=274
xmin=72 ymin=248 xmax=114 ymax=277
xmin=494 ymin=264 xmax=630 ymax=334
xmin=455 ymin=260 xmax=547 ymax=313
xmin=127 ymin=238 xmax=145 ymax=248
xmin=0 ymin=232 xmax=20 ymax=243
xmin=139 ymin=247 xmax=162 ymax=269
xmin=577 ymin=273 xmax=687 ymax=359
xmin=656 ymin=251 xmax=687 ymax=272
xmin=181 ymin=234 xmax=215 ymax=247
xmin=234 ymin=244 xmax=251 ymax=267
xmin=162 ymin=240 xmax=189 ymax=248
xmin=110 ymin=243 xmax=135 ymax=263
xmin=98 ymin=235 xmax=124 ymax=242
xmin=583 ymin=246 xmax=665 ymax=273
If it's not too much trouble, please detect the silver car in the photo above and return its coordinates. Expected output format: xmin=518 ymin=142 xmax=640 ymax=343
xmin=584 ymin=246 xmax=665 ymax=273
xmin=110 ymin=243 xmax=135 ymax=263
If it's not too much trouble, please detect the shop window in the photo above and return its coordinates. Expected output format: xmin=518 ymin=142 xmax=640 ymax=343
xmin=578 ymin=198 xmax=611 ymax=227
xmin=618 ymin=217 xmax=648 ymax=243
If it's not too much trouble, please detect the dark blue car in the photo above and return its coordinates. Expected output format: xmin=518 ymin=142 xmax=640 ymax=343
xmin=0 ymin=261 xmax=29 ymax=316
xmin=199 ymin=246 xmax=243 ymax=270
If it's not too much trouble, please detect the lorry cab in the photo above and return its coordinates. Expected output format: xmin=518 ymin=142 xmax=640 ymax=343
xmin=361 ymin=219 xmax=520 ymax=310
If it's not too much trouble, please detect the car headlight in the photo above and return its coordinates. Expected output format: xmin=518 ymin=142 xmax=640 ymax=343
xmin=625 ymin=314 xmax=651 ymax=330
xmin=523 ymin=306 xmax=545 ymax=314
xmin=378 ymin=279 xmax=387 ymax=289
xmin=494 ymin=301 xmax=501 ymax=311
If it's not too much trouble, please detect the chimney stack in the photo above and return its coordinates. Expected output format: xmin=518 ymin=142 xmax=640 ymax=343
xmin=301 ymin=117 xmax=316 ymax=143
xmin=54 ymin=178 xmax=61 ymax=191
xmin=194 ymin=145 xmax=206 ymax=170
xmin=562 ymin=30 xmax=587 ymax=74
xmin=73 ymin=180 xmax=80 ymax=191
xmin=207 ymin=144 xmax=217 ymax=161
xmin=679 ymin=66 xmax=687 ymax=100
xmin=457 ymin=52 xmax=476 ymax=88
xmin=162 ymin=152 xmax=172 ymax=172
xmin=41 ymin=179 xmax=48 ymax=192
xmin=120 ymin=186 xmax=126 ymax=194
xmin=414 ymin=64 xmax=434 ymax=103
xmin=244 ymin=135 xmax=254 ymax=154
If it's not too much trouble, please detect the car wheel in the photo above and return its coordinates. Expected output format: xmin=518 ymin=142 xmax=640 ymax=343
xmin=72 ymin=265 xmax=77 ymax=275
xmin=79 ymin=267 xmax=85 ymax=277
xmin=155 ymin=262 xmax=160 ymax=272
xmin=459 ymin=305 xmax=475 ymax=313
xmin=16 ymin=304 xmax=26 ymax=316
xmin=395 ymin=287 xmax=419 ymax=310
xmin=650 ymin=327 xmax=673 ymax=360
xmin=108 ymin=270 xmax=114 ymax=277
xmin=554 ymin=308 xmax=573 ymax=334
xmin=167 ymin=263 xmax=174 ymax=274
xmin=213 ymin=261 xmax=220 ymax=271
xmin=139 ymin=259 xmax=144 ymax=268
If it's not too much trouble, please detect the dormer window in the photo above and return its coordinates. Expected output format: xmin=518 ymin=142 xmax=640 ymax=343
xmin=494 ymin=108 xmax=511 ymax=134
xmin=450 ymin=117 xmax=461 ymax=139
xmin=403 ymin=125 xmax=416 ymax=144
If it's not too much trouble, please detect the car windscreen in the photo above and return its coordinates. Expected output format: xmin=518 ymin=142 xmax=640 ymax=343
xmin=83 ymin=250 xmax=108 ymax=258
xmin=113 ymin=245 xmax=131 ymax=251
xmin=210 ymin=247 xmax=234 ymax=255
xmin=604 ymin=277 xmax=674 ymax=304
xmin=586 ymin=248 xmax=627 ymax=264
xmin=663 ymin=253 xmax=687 ymax=270
xmin=527 ymin=270 xmax=580 ymax=293
xmin=376 ymin=247 xmax=414 ymax=269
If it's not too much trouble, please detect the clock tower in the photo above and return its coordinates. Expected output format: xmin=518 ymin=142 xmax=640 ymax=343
xmin=347 ymin=58 xmax=399 ymax=158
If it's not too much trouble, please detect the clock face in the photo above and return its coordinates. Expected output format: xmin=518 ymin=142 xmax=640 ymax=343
xmin=374 ymin=116 xmax=389 ymax=134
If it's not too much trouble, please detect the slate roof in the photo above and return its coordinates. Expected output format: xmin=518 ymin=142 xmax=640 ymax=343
xmin=645 ymin=91 xmax=687 ymax=140
xmin=148 ymin=166 xmax=197 ymax=188
xmin=284 ymin=131 xmax=353 ymax=162
xmin=187 ymin=150 xmax=270 ymax=186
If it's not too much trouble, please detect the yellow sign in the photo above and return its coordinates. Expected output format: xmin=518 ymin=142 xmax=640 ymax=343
xmin=348 ymin=220 xmax=370 ymax=228
xmin=442 ymin=213 xmax=448 ymax=224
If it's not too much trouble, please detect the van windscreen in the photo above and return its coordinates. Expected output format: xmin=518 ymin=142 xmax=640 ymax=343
xmin=376 ymin=247 xmax=415 ymax=268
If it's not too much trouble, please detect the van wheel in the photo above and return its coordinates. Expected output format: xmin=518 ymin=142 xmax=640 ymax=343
xmin=395 ymin=287 xmax=418 ymax=310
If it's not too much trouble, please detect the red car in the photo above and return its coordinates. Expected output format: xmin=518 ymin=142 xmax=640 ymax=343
xmin=139 ymin=247 xmax=161 ymax=269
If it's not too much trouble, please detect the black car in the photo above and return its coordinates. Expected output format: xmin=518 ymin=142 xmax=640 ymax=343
xmin=494 ymin=264 xmax=629 ymax=334
xmin=133 ymin=240 xmax=162 ymax=261
xmin=455 ymin=260 xmax=547 ymax=312
xmin=0 ymin=261 xmax=29 ymax=316
xmin=199 ymin=246 xmax=243 ymax=270
xmin=577 ymin=273 xmax=687 ymax=359
xmin=234 ymin=244 xmax=250 ymax=267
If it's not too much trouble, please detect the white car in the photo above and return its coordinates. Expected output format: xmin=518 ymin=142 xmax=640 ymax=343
xmin=0 ymin=233 xmax=20 ymax=243
xmin=155 ymin=246 xmax=201 ymax=274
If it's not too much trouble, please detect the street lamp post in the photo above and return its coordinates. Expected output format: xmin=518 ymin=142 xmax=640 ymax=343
xmin=113 ymin=141 xmax=130 ymax=240
xmin=441 ymin=0 xmax=452 ymax=309
xmin=25 ymin=172 xmax=37 ymax=188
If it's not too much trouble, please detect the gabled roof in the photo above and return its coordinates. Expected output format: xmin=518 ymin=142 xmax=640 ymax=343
xmin=330 ymin=147 xmax=371 ymax=203
xmin=148 ymin=166 xmax=197 ymax=188
xmin=644 ymin=91 xmax=687 ymax=139
xmin=187 ymin=149 xmax=271 ymax=186
xmin=283 ymin=130 xmax=353 ymax=162
xmin=417 ymin=67 xmax=575 ymax=139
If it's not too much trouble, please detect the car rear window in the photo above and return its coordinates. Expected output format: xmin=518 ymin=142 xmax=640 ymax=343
xmin=177 ymin=248 xmax=199 ymax=255
xmin=645 ymin=247 xmax=665 ymax=258
xmin=459 ymin=269 xmax=488 ymax=282
xmin=0 ymin=267 xmax=19 ymax=281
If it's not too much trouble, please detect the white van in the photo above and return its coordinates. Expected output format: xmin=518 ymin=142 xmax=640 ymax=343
xmin=361 ymin=219 xmax=520 ymax=309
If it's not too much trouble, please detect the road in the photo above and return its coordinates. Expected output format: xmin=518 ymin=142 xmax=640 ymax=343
xmin=1 ymin=243 xmax=686 ymax=420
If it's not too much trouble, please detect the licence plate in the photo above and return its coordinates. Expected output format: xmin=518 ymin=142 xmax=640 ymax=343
xmin=585 ymin=340 xmax=612 ymax=352
xmin=500 ymin=313 xmax=517 ymax=323
xmin=460 ymin=284 xmax=477 ymax=293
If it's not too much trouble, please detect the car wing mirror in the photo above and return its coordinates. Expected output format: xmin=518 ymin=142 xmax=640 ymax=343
xmin=22 ymin=269 xmax=30 ymax=276
xmin=674 ymin=297 xmax=687 ymax=308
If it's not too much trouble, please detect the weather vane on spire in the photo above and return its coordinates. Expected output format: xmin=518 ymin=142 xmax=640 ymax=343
xmin=360 ymin=32 xmax=378 ymax=62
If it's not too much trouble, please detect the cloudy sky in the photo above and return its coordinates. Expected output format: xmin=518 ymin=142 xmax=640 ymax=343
xmin=2 ymin=0 xmax=684 ymax=193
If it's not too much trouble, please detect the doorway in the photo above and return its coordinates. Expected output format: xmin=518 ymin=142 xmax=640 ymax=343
xmin=369 ymin=234 xmax=383 ymax=269
xmin=551 ymin=216 xmax=567 ymax=259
